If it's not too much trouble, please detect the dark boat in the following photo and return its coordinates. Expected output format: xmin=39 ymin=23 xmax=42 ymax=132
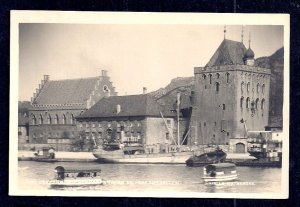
xmin=185 ymin=148 xmax=227 ymax=167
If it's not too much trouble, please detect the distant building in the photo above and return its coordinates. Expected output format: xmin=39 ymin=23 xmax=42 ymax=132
xmin=28 ymin=70 xmax=117 ymax=151
xmin=190 ymin=39 xmax=271 ymax=153
xmin=18 ymin=101 xmax=30 ymax=146
xmin=76 ymin=91 xmax=190 ymax=152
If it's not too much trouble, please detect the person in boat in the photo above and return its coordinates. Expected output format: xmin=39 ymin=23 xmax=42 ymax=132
xmin=48 ymin=148 xmax=55 ymax=159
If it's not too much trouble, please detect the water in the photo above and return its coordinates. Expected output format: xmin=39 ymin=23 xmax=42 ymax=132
xmin=18 ymin=161 xmax=281 ymax=194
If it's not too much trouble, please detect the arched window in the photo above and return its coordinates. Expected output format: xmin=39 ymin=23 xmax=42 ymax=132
xmin=54 ymin=114 xmax=59 ymax=125
xmin=39 ymin=114 xmax=43 ymax=125
xmin=202 ymin=74 xmax=206 ymax=80
xmin=246 ymin=97 xmax=250 ymax=108
xmin=70 ymin=114 xmax=75 ymax=125
xmin=240 ymin=96 xmax=244 ymax=108
xmin=247 ymin=82 xmax=250 ymax=92
xmin=225 ymin=73 xmax=230 ymax=83
xmin=216 ymin=73 xmax=220 ymax=79
xmin=256 ymin=98 xmax=259 ymax=109
xmin=47 ymin=114 xmax=52 ymax=124
xmin=257 ymin=83 xmax=260 ymax=93
xmin=262 ymin=84 xmax=265 ymax=94
xmin=31 ymin=114 xmax=36 ymax=125
xmin=241 ymin=82 xmax=245 ymax=93
xmin=62 ymin=114 xmax=67 ymax=125
xmin=261 ymin=99 xmax=265 ymax=110
xmin=215 ymin=82 xmax=220 ymax=93
xmin=209 ymin=74 xmax=212 ymax=84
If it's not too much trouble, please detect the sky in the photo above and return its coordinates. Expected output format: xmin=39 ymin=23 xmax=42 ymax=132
xmin=19 ymin=24 xmax=283 ymax=101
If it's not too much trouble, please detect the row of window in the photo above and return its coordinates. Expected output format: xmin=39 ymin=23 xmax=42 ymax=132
xmin=240 ymin=97 xmax=265 ymax=110
xmin=202 ymin=73 xmax=230 ymax=84
xmin=80 ymin=121 xmax=142 ymax=129
xmin=31 ymin=114 xmax=76 ymax=125
xmin=241 ymin=82 xmax=266 ymax=94
xmin=32 ymin=132 xmax=76 ymax=138
xmin=241 ymin=72 xmax=267 ymax=80
xmin=201 ymin=120 xmax=228 ymax=132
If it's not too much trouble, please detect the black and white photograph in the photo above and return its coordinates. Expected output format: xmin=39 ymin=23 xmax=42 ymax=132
xmin=10 ymin=11 xmax=289 ymax=198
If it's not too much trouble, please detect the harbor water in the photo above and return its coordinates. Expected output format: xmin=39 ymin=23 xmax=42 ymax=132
xmin=18 ymin=161 xmax=281 ymax=194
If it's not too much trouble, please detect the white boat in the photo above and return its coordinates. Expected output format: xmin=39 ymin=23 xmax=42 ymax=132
xmin=202 ymin=163 xmax=238 ymax=182
xmin=92 ymin=144 xmax=195 ymax=164
xmin=48 ymin=166 xmax=103 ymax=187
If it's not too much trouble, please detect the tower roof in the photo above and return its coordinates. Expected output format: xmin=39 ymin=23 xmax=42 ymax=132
xmin=244 ymin=47 xmax=255 ymax=59
xmin=206 ymin=39 xmax=247 ymax=67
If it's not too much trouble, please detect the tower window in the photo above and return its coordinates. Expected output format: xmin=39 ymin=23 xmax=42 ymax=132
xmin=209 ymin=74 xmax=212 ymax=84
xmin=204 ymin=122 xmax=206 ymax=127
xmin=216 ymin=73 xmax=220 ymax=79
xmin=247 ymin=82 xmax=250 ymax=92
xmin=54 ymin=114 xmax=59 ymax=125
xmin=240 ymin=96 xmax=244 ymax=108
xmin=262 ymin=84 xmax=265 ymax=94
xmin=257 ymin=83 xmax=260 ymax=93
xmin=246 ymin=97 xmax=250 ymax=108
xmin=225 ymin=73 xmax=230 ymax=83
xmin=261 ymin=99 xmax=265 ymax=110
xmin=215 ymin=82 xmax=220 ymax=93
xmin=241 ymin=82 xmax=244 ymax=93
xmin=222 ymin=104 xmax=226 ymax=110
xmin=202 ymin=74 xmax=206 ymax=80
xmin=256 ymin=98 xmax=259 ymax=109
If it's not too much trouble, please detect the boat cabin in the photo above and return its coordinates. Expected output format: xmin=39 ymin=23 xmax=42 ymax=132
xmin=34 ymin=147 xmax=55 ymax=159
xmin=204 ymin=163 xmax=237 ymax=177
xmin=54 ymin=166 xmax=102 ymax=180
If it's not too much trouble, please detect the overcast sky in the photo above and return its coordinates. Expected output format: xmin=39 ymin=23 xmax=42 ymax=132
xmin=19 ymin=24 xmax=283 ymax=101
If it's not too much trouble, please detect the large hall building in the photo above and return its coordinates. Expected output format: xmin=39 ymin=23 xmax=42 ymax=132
xmin=27 ymin=70 xmax=117 ymax=151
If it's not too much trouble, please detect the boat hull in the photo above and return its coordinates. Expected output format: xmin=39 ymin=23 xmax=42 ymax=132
xmin=48 ymin=178 xmax=103 ymax=187
xmin=202 ymin=174 xmax=238 ymax=182
xmin=93 ymin=149 xmax=194 ymax=164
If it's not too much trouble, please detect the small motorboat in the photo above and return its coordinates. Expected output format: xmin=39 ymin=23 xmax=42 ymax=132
xmin=185 ymin=148 xmax=227 ymax=167
xmin=48 ymin=166 xmax=103 ymax=188
xmin=202 ymin=163 xmax=238 ymax=182
xmin=32 ymin=147 xmax=57 ymax=162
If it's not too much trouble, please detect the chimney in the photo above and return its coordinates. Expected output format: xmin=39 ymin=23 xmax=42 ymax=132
xmin=116 ymin=104 xmax=121 ymax=114
xmin=143 ymin=87 xmax=147 ymax=94
xmin=44 ymin=75 xmax=50 ymax=82
xmin=101 ymin=70 xmax=107 ymax=77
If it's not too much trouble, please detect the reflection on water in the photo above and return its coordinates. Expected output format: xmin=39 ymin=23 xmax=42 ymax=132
xmin=18 ymin=161 xmax=281 ymax=194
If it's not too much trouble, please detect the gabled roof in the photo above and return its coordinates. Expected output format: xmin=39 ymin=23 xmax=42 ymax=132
xmin=206 ymin=39 xmax=247 ymax=67
xmin=78 ymin=94 xmax=175 ymax=118
xmin=33 ymin=77 xmax=99 ymax=105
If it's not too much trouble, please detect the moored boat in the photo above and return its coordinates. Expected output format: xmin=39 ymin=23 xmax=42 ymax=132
xmin=92 ymin=144 xmax=195 ymax=164
xmin=48 ymin=166 xmax=103 ymax=188
xmin=32 ymin=147 xmax=57 ymax=162
xmin=202 ymin=163 xmax=238 ymax=182
xmin=185 ymin=147 xmax=227 ymax=167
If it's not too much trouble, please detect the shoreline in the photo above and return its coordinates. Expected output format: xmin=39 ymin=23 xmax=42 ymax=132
xmin=18 ymin=150 xmax=256 ymax=163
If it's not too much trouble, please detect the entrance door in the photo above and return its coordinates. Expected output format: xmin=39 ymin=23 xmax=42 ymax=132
xmin=236 ymin=143 xmax=245 ymax=153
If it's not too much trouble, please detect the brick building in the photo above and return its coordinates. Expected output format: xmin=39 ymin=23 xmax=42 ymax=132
xmin=76 ymin=92 xmax=191 ymax=152
xmin=28 ymin=70 xmax=117 ymax=151
xmin=189 ymin=39 xmax=271 ymax=153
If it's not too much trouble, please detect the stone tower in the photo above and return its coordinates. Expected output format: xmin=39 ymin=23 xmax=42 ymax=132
xmin=189 ymin=39 xmax=271 ymax=153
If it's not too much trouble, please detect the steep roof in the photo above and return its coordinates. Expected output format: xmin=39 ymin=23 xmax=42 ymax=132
xmin=33 ymin=77 xmax=99 ymax=105
xmin=78 ymin=94 xmax=175 ymax=118
xmin=206 ymin=39 xmax=247 ymax=67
